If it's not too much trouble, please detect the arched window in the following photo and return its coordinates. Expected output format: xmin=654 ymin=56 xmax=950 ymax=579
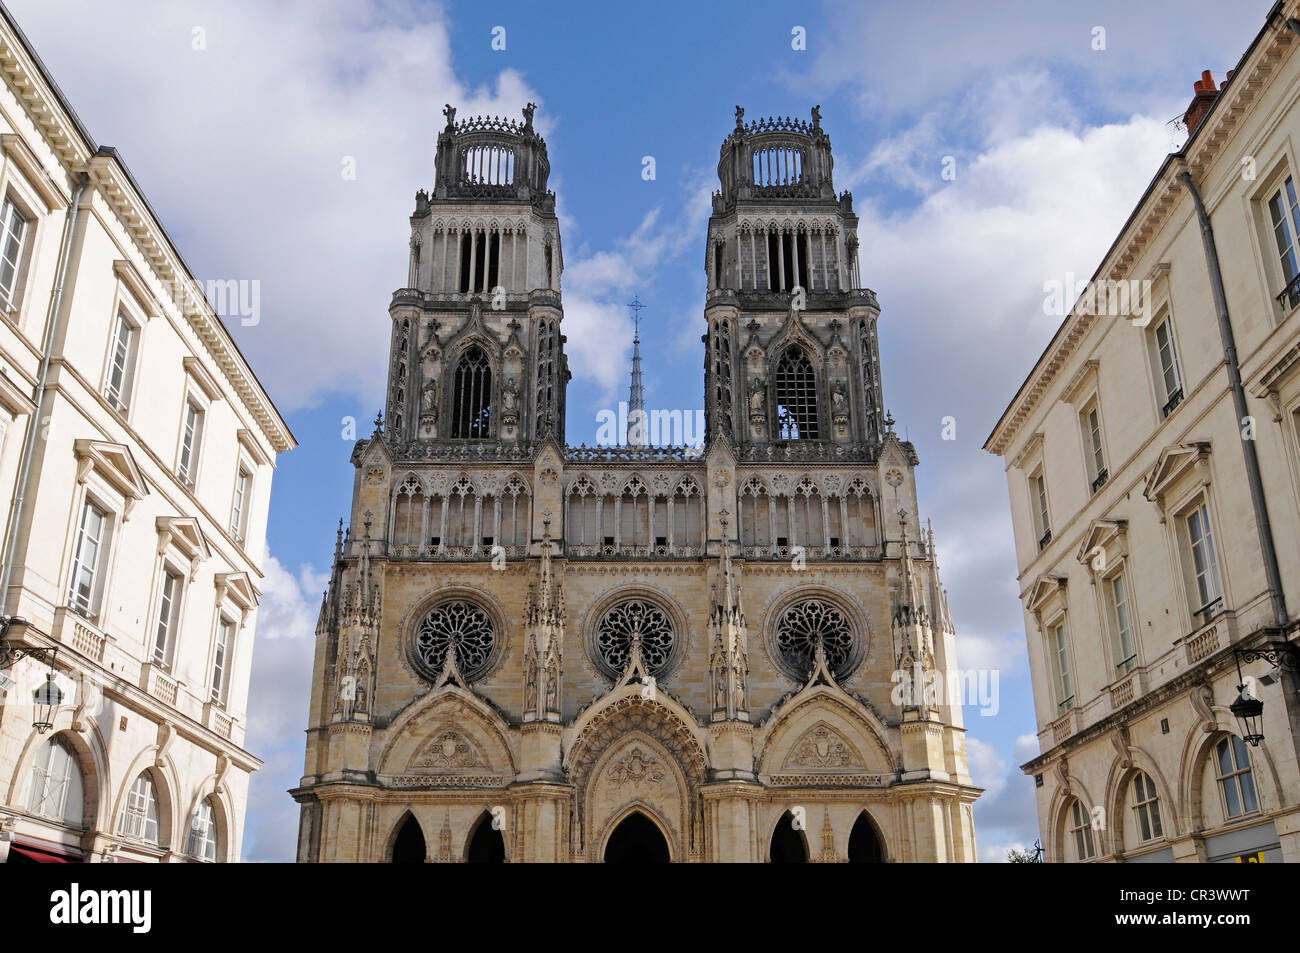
xmin=447 ymin=478 xmax=476 ymax=550
xmin=25 ymin=736 xmax=84 ymax=826
xmin=1067 ymin=797 xmax=1096 ymax=861
xmin=565 ymin=476 xmax=598 ymax=548
xmin=1130 ymin=771 xmax=1163 ymax=843
xmin=393 ymin=476 xmax=424 ymax=550
xmin=792 ymin=477 xmax=823 ymax=549
xmin=451 ymin=346 xmax=492 ymax=438
xmin=619 ymin=478 xmax=649 ymax=550
xmin=775 ymin=349 xmax=819 ymax=439
xmin=118 ymin=771 xmax=161 ymax=844
xmin=498 ymin=475 xmax=530 ymax=549
xmin=1214 ymin=735 xmax=1259 ymax=819
xmin=671 ymin=478 xmax=702 ymax=551
xmin=188 ymin=798 xmax=220 ymax=861
xmin=740 ymin=477 xmax=770 ymax=549
xmin=769 ymin=811 xmax=808 ymax=863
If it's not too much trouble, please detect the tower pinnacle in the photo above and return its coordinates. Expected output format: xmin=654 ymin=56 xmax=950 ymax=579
xmin=628 ymin=295 xmax=647 ymax=447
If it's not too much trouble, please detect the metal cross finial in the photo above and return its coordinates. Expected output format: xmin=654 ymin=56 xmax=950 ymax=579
xmin=627 ymin=295 xmax=646 ymax=338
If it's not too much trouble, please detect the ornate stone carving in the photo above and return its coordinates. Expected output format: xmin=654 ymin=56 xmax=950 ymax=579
xmin=408 ymin=727 xmax=486 ymax=771
xmin=783 ymin=723 xmax=865 ymax=769
xmin=607 ymin=747 xmax=666 ymax=788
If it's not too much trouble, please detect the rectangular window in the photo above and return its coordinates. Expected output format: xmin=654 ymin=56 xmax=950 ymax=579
xmin=177 ymin=401 xmax=204 ymax=486
xmin=68 ymin=500 xmax=108 ymax=618
xmin=1051 ymin=623 xmax=1073 ymax=713
xmin=1108 ymin=574 xmax=1136 ymax=674
xmin=153 ymin=570 xmax=181 ymax=669
xmin=104 ymin=311 xmax=137 ymax=410
xmin=1031 ymin=470 xmax=1051 ymax=550
xmin=0 ymin=193 xmax=30 ymax=313
xmin=211 ymin=617 xmax=233 ymax=705
xmin=1186 ymin=502 xmax=1223 ymax=620
xmin=230 ymin=467 xmax=251 ymax=542
xmin=1268 ymin=176 xmax=1300 ymax=309
xmin=1083 ymin=403 xmax=1107 ymax=493
xmin=1153 ymin=316 xmax=1183 ymax=417
xmin=1216 ymin=736 xmax=1259 ymax=818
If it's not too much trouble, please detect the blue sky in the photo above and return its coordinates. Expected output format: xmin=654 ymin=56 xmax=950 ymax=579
xmin=7 ymin=0 xmax=1270 ymax=861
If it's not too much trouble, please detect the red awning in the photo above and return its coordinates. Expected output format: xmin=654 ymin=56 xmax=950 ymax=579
xmin=9 ymin=844 xmax=76 ymax=863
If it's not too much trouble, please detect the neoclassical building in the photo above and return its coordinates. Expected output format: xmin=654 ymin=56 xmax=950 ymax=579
xmin=0 ymin=8 xmax=294 ymax=862
xmin=985 ymin=3 xmax=1300 ymax=863
xmin=293 ymin=104 xmax=979 ymax=862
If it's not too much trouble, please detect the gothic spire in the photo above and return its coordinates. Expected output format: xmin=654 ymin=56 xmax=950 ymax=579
xmin=627 ymin=295 xmax=647 ymax=447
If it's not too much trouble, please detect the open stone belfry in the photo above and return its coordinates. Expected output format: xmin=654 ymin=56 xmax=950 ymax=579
xmin=291 ymin=105 xmax=980 ymax=862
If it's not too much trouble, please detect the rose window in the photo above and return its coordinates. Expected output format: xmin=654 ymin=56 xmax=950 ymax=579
xmin=414 ymin=601 xmax=496 ymax=680
xmin=774 ymin=599 xmax=855 ymax=680
xmin=593 ymin=599 xmax=675 ymax=679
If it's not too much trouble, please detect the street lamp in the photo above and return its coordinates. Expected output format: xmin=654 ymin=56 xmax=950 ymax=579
xmin=1 ymin=616 xmax=62 ymax=734
xmin=31 ymin=671 xmax=63 ymax=734
xmin=1231 ymin=644 xmax=1297 ymax=746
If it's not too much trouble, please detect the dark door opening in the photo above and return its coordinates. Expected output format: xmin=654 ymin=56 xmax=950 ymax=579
xmin=390 ymin=814 xmax=426 ymax=863
xmin=769 ymin=811 xmax=809 ymax=863
xmin=603 ymin=812 xmax=670 ymax=863
xmin=847 ymin=812 xmax=884 ymax=862
xmin=466 ymin=814 xmax=506 ymax=863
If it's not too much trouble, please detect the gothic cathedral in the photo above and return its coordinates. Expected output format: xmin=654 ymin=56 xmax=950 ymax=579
xmin=292 ymin=104 xmax=980 ymax=862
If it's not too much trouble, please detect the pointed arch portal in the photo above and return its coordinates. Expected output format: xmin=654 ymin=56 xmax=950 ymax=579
xmin=390 ymin=814 xmax=426 ymax=863
xmin=770 ymin=811 xmax=809 ymax=863
xmin=467 ymin=813 xmax=506 ymax=863
xmin=604 ymin=812 xmax=670 ymax=863
xmin=848 ymin=811 xmax=884 ymax=862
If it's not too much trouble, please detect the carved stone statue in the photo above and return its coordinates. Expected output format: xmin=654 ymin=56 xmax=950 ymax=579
xmin=502 ymin=378 xmax=518 ymax=414
xmin=811 ymin=104 xmax=822 ymax=129
xmin=544 ymin=656 xmax=558 ymax=710
xmin=748 ymin=379 xmax=766 ymax=418
xmin=715 ymin=672 xmax=727 ymax=709
xmin=523 ymin=102 xmax=536 ymax=128
xmin=735 ymin=105 xmax=744 ymax=130
xmin=443 ymin=103 xmax=456 ymax=130
xmin=421 ymin=378 xmax=439 ymax=419
xmin=525 ymin=658 xmax=537 ymax=711
xmin=831 ymin=385 xmax=848 ymax=416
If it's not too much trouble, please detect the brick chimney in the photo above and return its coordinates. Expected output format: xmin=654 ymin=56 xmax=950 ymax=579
xmin=1183 ymin=69 xmax=1233 ymax=133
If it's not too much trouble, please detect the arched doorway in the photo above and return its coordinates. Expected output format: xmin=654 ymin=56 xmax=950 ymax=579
xmin=466 ymin=812 xmax=506 ymax=863
xmin=390 ymin=814 xmax=426 ymax=863
xmin=604 ymin=812 xmax=670 ymax=863
xmin=847 ymin=811 xmax=884 ymax=862
xmin=769 ymin=811 xmax=809 ymax=863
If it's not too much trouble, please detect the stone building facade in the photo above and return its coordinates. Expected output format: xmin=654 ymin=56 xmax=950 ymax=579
xmin=985 ymin=4 xmax=1300 ymax=863
xmin=0 ymin=8 xmax=294 ymax=862
xmin=294 ymin=104 xmax=979 ymax=862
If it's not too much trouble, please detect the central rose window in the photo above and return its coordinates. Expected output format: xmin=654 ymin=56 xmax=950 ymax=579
xmin=773 ymin=599 xmax=856 ymax=681
xmin=592 ymin=599 xmax=675 ymax=679
xmin=414 ymin=600 xmax=497 ymax=681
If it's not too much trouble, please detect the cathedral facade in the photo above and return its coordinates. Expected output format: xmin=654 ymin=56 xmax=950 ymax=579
xmin=291 ymin=105 xmax=980 ymax=862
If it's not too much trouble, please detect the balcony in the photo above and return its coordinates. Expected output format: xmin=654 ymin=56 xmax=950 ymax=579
xmin=1108 ymin=668 xmax=1145 ymax=711
xmin=1177 ymin=606 xmax=1238 ymax=666
xmin=1090 ymin=468 xmax=1109 ymax=494
xmin=203 ymin=701 xmax=233 ymax=740
xmin=140 ymin=662 xmax=179 ymax=707
xmin=1161 ymin=387 xmax=1183 ymax=418
xmin=50 ymin=607 xmax=107 ymax=663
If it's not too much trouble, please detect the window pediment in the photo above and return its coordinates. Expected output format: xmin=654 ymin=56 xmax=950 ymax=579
xmin=113 ymin=259 xmax=162 ymax=319
xmin=236 ymin=429 xmax=270 ymax=468
xmin=156 ymin=516 xmax=211 ymax=578
xmin=1143 ymin=441 xmax=1211 ymax=516
xmin=215 ymin=571 xmax=260 ymax=622
xmin=1 ymin=133 xmax=70 ymax=210
xmin=1026 ymin=574 xmax=1068 ymax=622
xmin=73 ymin=439 xmax=148 ymax=518
xmin=1076 ymin=519 xmax=1128 ymax=575
xmin=183 ymin=356 xmax=222 ymax=403
xmin=1061 ymin=359 xmax=1100 ymax=407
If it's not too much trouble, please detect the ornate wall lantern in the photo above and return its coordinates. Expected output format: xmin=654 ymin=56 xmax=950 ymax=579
xmin=1231 ymin=643 xmax=1298 ymax=746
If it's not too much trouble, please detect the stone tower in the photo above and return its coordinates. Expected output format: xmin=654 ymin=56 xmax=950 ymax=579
xmin=293 ymin=105 xmax=980 ymax=864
